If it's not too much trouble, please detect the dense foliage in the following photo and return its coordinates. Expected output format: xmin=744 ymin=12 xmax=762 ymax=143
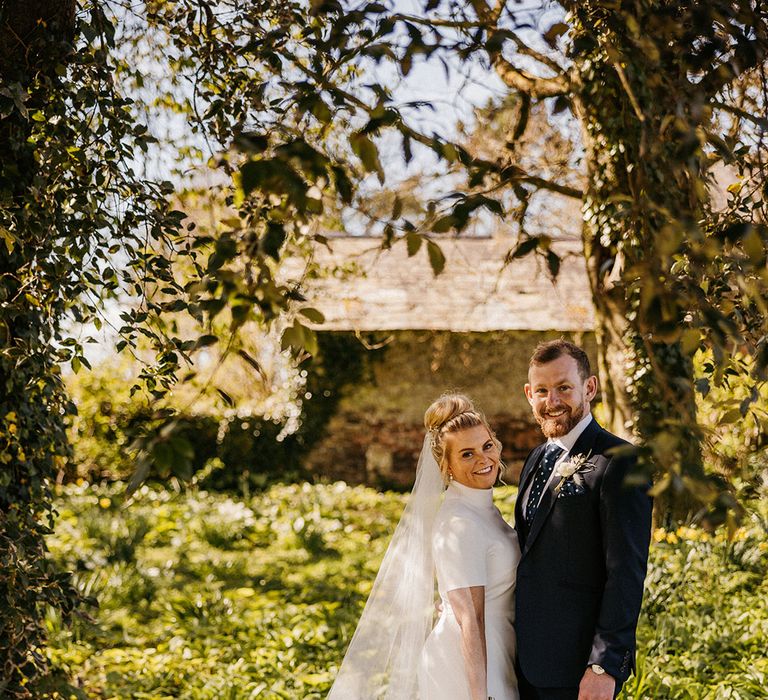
xmin=0 ymin=3 xmax=200 ymax=692
xmin=63 ymin=331 xmax=381 ymax=489
xmin=3 ymin=0 xmax=768 ymax=692
xmin=38 ymin=481 xmax=768 ymax=699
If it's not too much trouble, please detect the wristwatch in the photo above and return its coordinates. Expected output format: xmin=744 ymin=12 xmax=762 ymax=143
xmin=590 ymin=664 xmax=606 ymax=675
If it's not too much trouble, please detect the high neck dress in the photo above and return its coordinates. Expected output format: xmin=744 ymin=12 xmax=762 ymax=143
xmin=418 ymin=480 xmax=521 ymax=700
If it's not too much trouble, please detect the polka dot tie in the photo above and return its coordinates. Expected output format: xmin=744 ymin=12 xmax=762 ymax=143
xmin=524 ymin=443 xmax=565 ymax=526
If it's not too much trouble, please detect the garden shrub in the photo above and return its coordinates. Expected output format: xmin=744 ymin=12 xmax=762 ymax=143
xmin=65 ymin=332 xmax=384 ymax=492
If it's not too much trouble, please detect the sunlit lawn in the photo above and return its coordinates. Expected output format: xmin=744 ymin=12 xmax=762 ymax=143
xmin=39 ymin=481 xmax=768 ymax=699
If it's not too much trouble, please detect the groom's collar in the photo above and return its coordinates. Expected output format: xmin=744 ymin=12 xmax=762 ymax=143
xmin=549 ymin=412 xmax=593 ymax=454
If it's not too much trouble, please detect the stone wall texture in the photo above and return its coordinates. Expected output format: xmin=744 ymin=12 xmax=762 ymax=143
xmin=306 ymin=329 xmax=597 ymax=488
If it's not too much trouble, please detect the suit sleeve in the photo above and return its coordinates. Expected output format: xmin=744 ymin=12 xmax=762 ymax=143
xmin=588 ymin=450 xmax=653 ymax=683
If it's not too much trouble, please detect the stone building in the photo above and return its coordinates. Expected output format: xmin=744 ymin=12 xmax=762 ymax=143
xmin=290 ymin=235 xmax=596 ymax=488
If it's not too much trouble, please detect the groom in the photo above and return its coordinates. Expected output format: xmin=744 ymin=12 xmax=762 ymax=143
xmin=514 ymin=340 xmax=653 ymax=700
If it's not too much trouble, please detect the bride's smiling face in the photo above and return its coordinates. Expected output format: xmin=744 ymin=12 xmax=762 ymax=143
xmin=444 ymin=424 xmax=501 ymax=490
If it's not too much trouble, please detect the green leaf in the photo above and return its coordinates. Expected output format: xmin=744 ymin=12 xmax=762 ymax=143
xmin=546 ymin=250 xmax=561 ymax=278
xmin=237 ymin=350 xmax=267 ymax=381
xmin=281 ymin=321 xmax=304 ymax=352
xmin=406 ymin=231 xmax=422 ymax=257
xmin=281 ymin=320 xmax=318 ymax=356
xmin=510 ymin=236 xmax=541 ymax=259
xmin=0 ymin=227 xmax=15 ymax=254
xmin=427 ymin=240 xmax=446 ymax=275
xmin=332 ymin=165 xmax=354 ymax=204
xmin=431 ymin=215 xmax=455 ymax=233
xmin=310 ymin=98 xmax=332 ymax=124
xmin=742 ymin=227 xmax=765 ymax=266
xmin=194 ymin=335 xmax=219 ymax=349
xmin=303 ymin=326 xmax=319 ymax=356
xmin=680 ymin=329 xmax=701 ymax=355
xmin=233 ymin=132 xmax=269 ymax=153
xmin=239 ymin=159 xmax=308 ymax=207
xmin=217 ymin=388 xmax=234 ymax=407
xmin=262 ymin=223 xmax=286 ymax=261
xmin=350 ymin=132 xmax=384 ymax=181
xmin=125 ymin=454 xmax=152 ymax=497
xmin=441 ymin=143 xmax=459 ymax=162
xmin=299 ymin=307 xmax=325 ymax=324
xmin=719 ymin=408 xmax=742 ymax=424
xmin=152 ymin=441 xmax=174 ymax=474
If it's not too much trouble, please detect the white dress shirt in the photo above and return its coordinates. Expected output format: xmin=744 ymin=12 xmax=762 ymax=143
xmin=521 ymin=412 xmax=594 ymax=512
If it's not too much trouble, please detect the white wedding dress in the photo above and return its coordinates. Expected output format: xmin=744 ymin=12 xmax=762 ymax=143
xmin=418 ymin=480 xmax=521 ymax=700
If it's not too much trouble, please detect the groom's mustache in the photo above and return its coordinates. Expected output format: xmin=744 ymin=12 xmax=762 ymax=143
xmin=541 ymin=406 xmax=569 ymax=417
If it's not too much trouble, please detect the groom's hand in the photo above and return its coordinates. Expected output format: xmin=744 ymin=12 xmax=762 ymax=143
xmin=578 ymin=668 xmax=615 ymax=700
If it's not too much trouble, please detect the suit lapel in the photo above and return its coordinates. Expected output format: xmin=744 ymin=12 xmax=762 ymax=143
xmin=518 ymin=445 xmax=546 ymax=501
xmin=514 ymin=445 xmax=545 ymax=540
xmin=522 ymin=417 xmax=603 ymax=558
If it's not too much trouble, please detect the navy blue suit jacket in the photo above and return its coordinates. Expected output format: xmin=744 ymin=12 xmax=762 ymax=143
xmin=514 ymin=418 xmax=652 ymax=688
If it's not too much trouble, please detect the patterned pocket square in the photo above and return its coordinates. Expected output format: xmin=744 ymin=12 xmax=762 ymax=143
xmin=557 ymin=481 xmax=587 ymax=498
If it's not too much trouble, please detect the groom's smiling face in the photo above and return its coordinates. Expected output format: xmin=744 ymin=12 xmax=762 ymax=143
xmin=525 ymin=354 xmax=598 ymax=438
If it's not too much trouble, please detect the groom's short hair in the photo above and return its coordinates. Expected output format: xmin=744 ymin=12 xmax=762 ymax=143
xmin=529 ymin=339 xmax=592 ymax=381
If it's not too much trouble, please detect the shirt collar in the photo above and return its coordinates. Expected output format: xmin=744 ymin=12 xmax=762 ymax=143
xmin=550 ymin=412 xmax=593 ymax=454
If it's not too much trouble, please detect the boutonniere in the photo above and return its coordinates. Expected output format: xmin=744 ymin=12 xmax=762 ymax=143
xmin=554 ymin=451 xmax=595 ymax=493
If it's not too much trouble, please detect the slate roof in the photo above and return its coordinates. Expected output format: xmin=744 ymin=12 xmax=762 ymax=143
xmin=287 ymin=235 xmax=594 ymax=332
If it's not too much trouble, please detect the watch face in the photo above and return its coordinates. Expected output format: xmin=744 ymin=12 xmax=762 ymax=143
xmin=591 ymin=664 xmax=606 ymax=675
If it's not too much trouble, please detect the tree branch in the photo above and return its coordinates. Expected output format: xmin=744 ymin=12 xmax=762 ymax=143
xmin=711 ymin=99 xmax=768 ymax=131
xmin=468 ymin=0 xmax=503 ymax=25
xmin=390 ymin=13 xmax=482 ymax=31
xmin=389 ymin=10 xmax=570 ymax=93
xmin=506 ymin=31 xmax=569 ymax=77
xmin=511 ymin=92 xmax=531 ymax=142
xmin=516 ymin=173 xmax=583 ymax=199
xmin=292 ymin=63 xmax=583 ymax=200
xmin=699 ymin=60 xmax=748 ymax=100
xmin=494 ymin=56 xmax=569 ymax=98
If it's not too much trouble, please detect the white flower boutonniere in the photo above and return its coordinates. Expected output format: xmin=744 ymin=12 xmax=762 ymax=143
xmin=554 ymin=451 xmax=595 ymax=493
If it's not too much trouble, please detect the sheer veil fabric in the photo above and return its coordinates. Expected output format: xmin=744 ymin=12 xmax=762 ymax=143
xmin=327 ymin=434 xmax=444 ymax=700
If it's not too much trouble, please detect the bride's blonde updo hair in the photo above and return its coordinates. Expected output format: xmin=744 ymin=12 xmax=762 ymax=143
xmin=424 ymin=392 xmax=502 ymax=485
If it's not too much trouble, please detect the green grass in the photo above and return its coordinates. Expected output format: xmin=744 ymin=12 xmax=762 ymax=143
xmin=39 ymin=482 xmax=768 ymax=699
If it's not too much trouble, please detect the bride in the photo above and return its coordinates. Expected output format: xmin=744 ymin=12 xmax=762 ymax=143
xmin=328 ymin=393 xmax=520 ymax=700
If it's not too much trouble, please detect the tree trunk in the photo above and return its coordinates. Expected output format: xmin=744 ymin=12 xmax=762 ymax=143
xmin=568 ymin=2 xmax=706 ymax=522
xmin=0 ymin=2 xmax=78 ymax=696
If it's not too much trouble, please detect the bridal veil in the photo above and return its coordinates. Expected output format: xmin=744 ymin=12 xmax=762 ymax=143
xmin=327 ymin=433 xmax=444 ymax=699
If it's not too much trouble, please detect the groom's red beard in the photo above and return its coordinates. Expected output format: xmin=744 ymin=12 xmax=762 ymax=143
xmin=534 ymin=403 xmax=585 ymax=438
